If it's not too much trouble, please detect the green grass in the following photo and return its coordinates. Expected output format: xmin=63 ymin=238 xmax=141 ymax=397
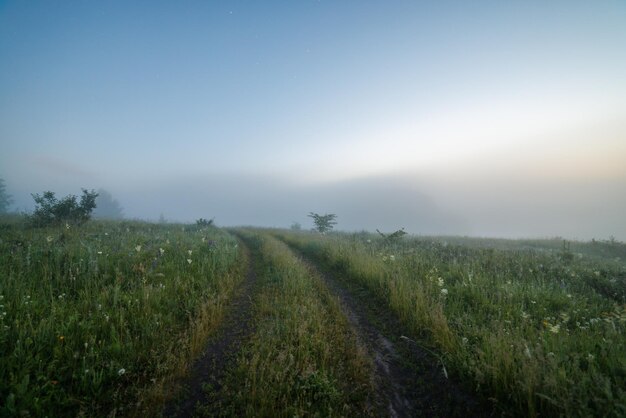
xmin=275 ymin=230 xmax=626 ymax=417
xmin=0 ymin=218 xmax=243 ymax=417
xmin=3 ymin=216 xmax=624 ymax=417
xmin=206 ymin=230 xmax=373 ymax=417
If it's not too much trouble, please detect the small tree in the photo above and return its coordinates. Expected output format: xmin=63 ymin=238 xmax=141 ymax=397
xmin=290 ymin=222 xmax=302 ymax=231
xmin=93 ymin=189 xmax=124 ymax=219
xmin=29 ymin=189 xmax=98 ymax=227
xmin=0 ymin=178 xmax=13 ymax=214
xmin=308 ymin=212 xmax=337 ymax=234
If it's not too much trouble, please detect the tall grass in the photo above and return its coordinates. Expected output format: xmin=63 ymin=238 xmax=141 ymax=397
xmin=210 ymin=230 xmax=373 ymax=417
xmin=276 ymin=230 xmax=626 ymax=417
xmin=0 ymin=218 xmax=242 ymax=416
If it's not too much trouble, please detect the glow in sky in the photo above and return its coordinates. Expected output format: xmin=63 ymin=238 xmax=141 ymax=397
xmin=1 ymin=1 xmax=626 ymax=239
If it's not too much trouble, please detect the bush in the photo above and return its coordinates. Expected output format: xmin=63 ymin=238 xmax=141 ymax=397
xmin=196 ymin=218 xmax=214 ymax=227
xmin=29 ymin=189 xmax=98 ymax=227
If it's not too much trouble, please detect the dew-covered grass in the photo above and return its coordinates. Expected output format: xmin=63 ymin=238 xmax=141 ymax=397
xmin=0 ymin=217 xmax=242 ymax=417
xmin=276 ymin=230 xmax=626 ymax=417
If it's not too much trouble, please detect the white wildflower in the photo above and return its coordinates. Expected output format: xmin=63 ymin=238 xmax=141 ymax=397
xmin=524 ymin=345 xmax=532 ymax=358
xmin=440 ymin=288 xmax=448 ymax=296
xmin=187 ymin=259 xmax=192 ymax=264
xmin=118 ymin=368 xmax=126 ymax=376
xmin=135 ymin=245 xmax=142 ymax=252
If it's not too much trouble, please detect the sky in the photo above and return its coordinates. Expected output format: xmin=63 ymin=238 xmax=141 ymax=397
xmin=1 ymin=0 xmax=626 ymax=240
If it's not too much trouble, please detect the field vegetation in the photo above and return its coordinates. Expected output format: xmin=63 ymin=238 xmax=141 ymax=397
xmin=0 ymin=217 xmax=242 ymax=416
xmin=274 ymin=229 xmax=626 ymax=417
xmin=204 ymin=230 xmax=373 ymax=416
xmin=1 ymin=212 xmax=625 ymax=417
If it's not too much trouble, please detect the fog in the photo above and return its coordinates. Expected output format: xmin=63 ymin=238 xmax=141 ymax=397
xmin=5 ymin=166 xmax=626 ymax=241
xmin=2 ymin=1 xmax=626 ymax=241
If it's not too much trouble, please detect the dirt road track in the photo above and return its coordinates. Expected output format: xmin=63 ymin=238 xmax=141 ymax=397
xmin=163 ymin=240 xmax=258 ymax=417
xmin=286 ymin=243 xmax=494 ymax=418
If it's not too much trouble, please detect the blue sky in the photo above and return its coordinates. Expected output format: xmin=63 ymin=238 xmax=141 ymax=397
xmin=1 ymin=1 xmax=626 ymax=238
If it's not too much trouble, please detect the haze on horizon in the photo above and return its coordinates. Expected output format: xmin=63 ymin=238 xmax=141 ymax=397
xmin=1 ymin=1 xmax=625 ymax=240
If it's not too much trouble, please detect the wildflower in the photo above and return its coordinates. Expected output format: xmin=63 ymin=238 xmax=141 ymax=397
xmin=524 ymin=345 xmax=532 ymax=358
xmin=46 ymin=236 xmax=53 ymax=243
xmin=58 ymin=335 xmax=65 ymax=342
xmin=187 ymin=250 xmax=193 ymax=256
xmin=118 ymin=368 xmax=126 ymax=376
xmin=440 ymin=288 xmax=448 ymax=296
xmin=587 ymin=353 xmax=595 ymax=361
xmin=382 ymin=256 xmax=388 ymax=262
xmin=135 ymin=245 xmax=142 ymax=252
xmin=389 ymin=255 xmax=395 ymax=261
xmin=462 ymin=337 xmax=468 ymax=344
xmin=366 ymin=239 xmax=371 ymax=243
xmin=159 ymin=248 xmax=165 ymax=256
xmin=549 ymin=324 xmax=560 ymax=334
xmin=65 ymin=223 xmax=70 ymax=230
xmin=97 ymin=251 xmax=103 ymax=255
xmin=105 ymin=232 xmax=109 ymax=236
xmin=187 ymin=259 xmax=192 ymax=264
xmin=437 ymin=277 xmax=444 ymax=287
xmin=521 ymin=311 xmax=530 ymax=319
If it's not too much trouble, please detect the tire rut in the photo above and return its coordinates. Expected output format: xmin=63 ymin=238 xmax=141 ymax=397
xmin=286 ymin=244 xmax=493 ymax=418
xmin=163 ymin=239 xmax=258 ymax=417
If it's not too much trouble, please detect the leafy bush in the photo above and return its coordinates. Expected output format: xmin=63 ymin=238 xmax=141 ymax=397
xmin=29 ymin=189 xmax=98 ymax=227
xmin=196 ymin=217 xmax=214 ymax=227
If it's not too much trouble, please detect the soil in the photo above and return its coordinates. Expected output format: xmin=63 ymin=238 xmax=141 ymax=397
xmin=287 ymin=245 xmax=496 ymax=418
xmin=162 ymin=239 xmax=258 ymax=417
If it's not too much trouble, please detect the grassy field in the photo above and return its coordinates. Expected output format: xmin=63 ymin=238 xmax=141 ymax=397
xmin=1 ymin=217 xmax=625 ymax=417
xmin=0 ymin=218 xmax=242 ymax=416
xmin=274 ymin=230 xmax=626 ymax=417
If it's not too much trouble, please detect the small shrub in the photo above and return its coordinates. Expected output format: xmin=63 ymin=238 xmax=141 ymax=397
xmin=376 ymin=228 xmax=407 ymax=244
xmin=29 ymin=189 xmax=98 ymax=227
xmin=196 ymin=218 xmax=214 ymax=227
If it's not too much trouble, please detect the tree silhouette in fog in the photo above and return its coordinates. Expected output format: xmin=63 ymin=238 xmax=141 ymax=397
xmin=0 ymin=178 xmax=13 ymax=213
xmin=93 ymin=189 xmax=124 ymax=220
